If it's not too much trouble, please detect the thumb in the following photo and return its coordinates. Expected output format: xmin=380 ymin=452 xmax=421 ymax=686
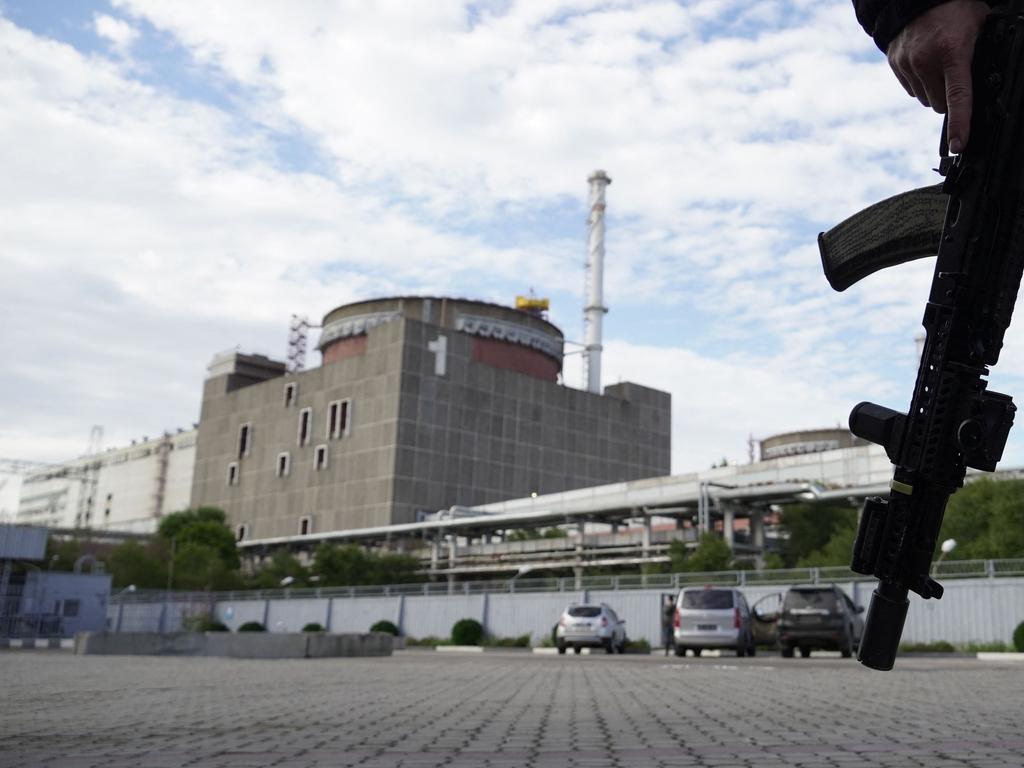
xmin=944 ymin=58 xmax=973 ymax=154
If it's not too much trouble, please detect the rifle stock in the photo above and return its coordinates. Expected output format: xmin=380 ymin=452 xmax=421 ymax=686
xmin=821 ymin=4 xmax=1024 ymax=670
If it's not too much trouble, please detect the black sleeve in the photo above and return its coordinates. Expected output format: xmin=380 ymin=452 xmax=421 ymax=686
xmin=853 ymin=0 xmax=993 ymax=52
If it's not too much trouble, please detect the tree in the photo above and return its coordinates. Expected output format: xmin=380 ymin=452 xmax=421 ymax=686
xmin=777 ymin=503 xmax=857 ymax=567
xmin=506 ymin=527 xmax=567 ymax=541
xmin=796 ymin=520 xmax=857 ymax=568
xmin=158 ymin=507 xmax=240 ymax=572
xmin=939 ymin=478 xmax=1024 ymax=560
xmin=171 ymin=541 xmax=242 ymax=591
xmin=44 ymin=537 xmax=84 ymax=572
xmin=156 ymin=507 xmax=241 ymax=590
xmin=312 ymin=544 xmax=369 ymax=586
xmin=669 ymin=534 xmax=734 ymax=573
xmin=311 ymin=544 xmax=422 ymax=587
xmin=106 ymin=541 xmax=166 ymax=589
xmin=249 ymin=551 xmax=309 ymax=589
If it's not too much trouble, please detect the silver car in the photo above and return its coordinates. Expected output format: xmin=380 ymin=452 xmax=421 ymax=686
xmin=673 ymin=586 xmax=755 ymax=657
xmin=556 ymin=603 xmax=627 ymax=655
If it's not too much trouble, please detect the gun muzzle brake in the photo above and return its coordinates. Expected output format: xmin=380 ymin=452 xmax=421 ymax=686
xmin=857 ymin=581 xmax=910 ymax=671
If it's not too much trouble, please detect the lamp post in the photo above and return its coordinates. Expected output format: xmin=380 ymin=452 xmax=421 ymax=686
xmin=161 ymin=538 xmax=176 ymax=634
xmin=933 ymin=538 xmax=957 ymax=575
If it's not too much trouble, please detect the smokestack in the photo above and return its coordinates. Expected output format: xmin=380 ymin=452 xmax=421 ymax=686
xmin=583 ymin=170 xmax=611 ymax=394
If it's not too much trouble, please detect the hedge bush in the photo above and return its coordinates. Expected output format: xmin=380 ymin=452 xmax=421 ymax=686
xmin=405 ymin=636 xmax=449 ymax=647
xmin=182 ymin=615 xmax=229 ymax=632
xmin=238 ymin=621 xmax=267 ymax=632
xmin=451 ymin=618 xmax=484 ymax=646
xmin=1014 ymin=621 xmax=1024 ymax=652
xmin=482 ymin=634 xmax=531 ymax=648
xmin=370 ymin=620 xmax=400 ymax=636
xmin=898 ymin=641 xmax=955 ymax=653
xmin=302 ymin=622 xmax=325 ymax=632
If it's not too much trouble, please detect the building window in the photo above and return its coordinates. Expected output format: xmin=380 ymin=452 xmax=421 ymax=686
xmin=63 ymin=599 xmax=80 ymax=618
xmin=298 ymin=407 xmax=312 ymax=446
xmin=236 ymin=524 xmax=248 ymax=542
xmin=327 ymin=399 xmax=352 ymax=439
xmin=227 ymin=462 xmax=239 ymax=486
xmin=299 ymin=516 xmax=312 ymax=536
xmin=314 ymin=445 xmax=328 ymax=471
xmin=276 ymin=452 xmax=291 ymax=478
xmin=238 ymin=423 xmax=252 ymax=458
xmin=284 ymin=382 xmax=297 ymax=407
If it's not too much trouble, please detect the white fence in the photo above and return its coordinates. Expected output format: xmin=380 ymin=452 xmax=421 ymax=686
xmin=109 ymin=575 xmax=1024 ymax=647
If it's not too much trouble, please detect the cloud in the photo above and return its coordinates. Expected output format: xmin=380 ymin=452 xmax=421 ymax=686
xmin=93 ymin=13 xmax=138 ymax=50
xmin=4 ymin=1 xmax=1024 ymax=476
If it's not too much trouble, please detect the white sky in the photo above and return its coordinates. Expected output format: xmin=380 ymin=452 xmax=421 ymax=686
xmin=3 ymin=0 xmax=1023 ymax=474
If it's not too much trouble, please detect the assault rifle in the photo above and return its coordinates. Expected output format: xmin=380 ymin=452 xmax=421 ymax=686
xmin=818 ymin=3 xmax=1024 ymax=670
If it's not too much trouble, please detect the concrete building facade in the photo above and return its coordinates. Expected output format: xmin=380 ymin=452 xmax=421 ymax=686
xmin=190 ymin=297 xmax=671 ymax=541
xmin=17 ymin=430 xmax=197 ymax=533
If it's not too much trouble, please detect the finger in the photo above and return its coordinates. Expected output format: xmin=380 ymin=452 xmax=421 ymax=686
xmin=890 ymin=64 xmax=915 ymax=98
xmin=943 ymin=57 xmax=973 ymax=154
xmin=903 ymin=67 xmax=932 ymax=108
xmin=888 ymin=54 xmax=916 ymax=98
xmin=921 ymin=68 xmax=948 ymax=114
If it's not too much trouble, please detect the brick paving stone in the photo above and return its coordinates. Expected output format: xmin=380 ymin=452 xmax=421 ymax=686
xmin=2 ymin=651 xmax=1023 ymax=767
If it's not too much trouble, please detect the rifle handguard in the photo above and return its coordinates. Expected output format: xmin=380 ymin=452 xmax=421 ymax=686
xmin=818 ymin=184 xmax=947 ymax=292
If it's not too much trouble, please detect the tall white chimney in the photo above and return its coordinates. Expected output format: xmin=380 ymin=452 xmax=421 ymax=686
xmin=583 ymin=170 xmax=611 ymax=394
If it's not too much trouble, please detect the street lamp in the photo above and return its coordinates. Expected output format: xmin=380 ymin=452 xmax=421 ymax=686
xmin=933 ymin=538 xmax=957 ymax=574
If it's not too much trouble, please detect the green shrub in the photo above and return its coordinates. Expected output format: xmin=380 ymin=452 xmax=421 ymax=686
xmin=404 ymin=636 xmax=449 ymax=647
xmin=451 ymin=618 xmax=484 ymax=646
xmin=238 ymin=621 xmax=266 ymax=632
xmin=899 ymin=641 xmax=955 ymax=653
xmin=1015 ymin=621 xmax=1024 ymax=652
xmin=182 ymin=615 xmax=229 ymax=632
xmin=964 ymin=641 xmax=1011 ymax=652
xmin=625 ymin=639 xmax=651 ymax=654
xmin=370 ymin=620 xmax=400 ymax=636
xmin=302 ymin=622 xmax=325 ymax=633
xmin=482 ymin=634 xmax=531 ymax=648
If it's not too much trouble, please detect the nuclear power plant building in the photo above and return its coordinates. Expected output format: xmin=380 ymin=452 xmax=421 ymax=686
xmin=189 ymin=296 xmax=671 ymax=542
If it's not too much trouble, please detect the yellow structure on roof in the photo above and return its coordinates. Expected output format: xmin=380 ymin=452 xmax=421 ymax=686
xmin=515 ymin=296 xmax=550 ymax=312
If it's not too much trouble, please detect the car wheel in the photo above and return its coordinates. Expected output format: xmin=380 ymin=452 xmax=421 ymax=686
xmin=747 ymin=636 xmax=757 ymax=657
xmin=799 ymin=646 xmax=811 ymax=658
xmin=573 ymin=646 xmax=582 ymax=655
xmin=692 ymin=648 xmax=702 ymax=657
xmin=737 ymin=644 xmax=746 ymax=658
xmin=604 ymin=640 xmax=614 ymax=655
xmin=781 ymin=645 xmax=794 ymax=658
xmin=617 ymin=640 xmax=627 ymax=654
xmin=674 ymin=646 xmax=686 ymax=657
xmin=840 ymin=630 xmax=853 ymax=658
xmin=557 ymin=644 xmax=566 ymax=655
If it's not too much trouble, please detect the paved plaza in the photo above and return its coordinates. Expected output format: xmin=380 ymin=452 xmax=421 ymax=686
xmin=1 ymin=649 xmax=1022 ymax=768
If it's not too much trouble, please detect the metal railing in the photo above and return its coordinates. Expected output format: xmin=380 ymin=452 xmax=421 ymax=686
xmin=109 ymin=558 xmax=1024 ymax=604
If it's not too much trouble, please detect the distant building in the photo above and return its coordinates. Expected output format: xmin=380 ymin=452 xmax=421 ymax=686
xmin=16 ymin=430 xmax=197 ymax=533
xmin=759 ymin=428 xmax=867 ymax=461
xmin=190 ymin=296 xmax=672 ymax=541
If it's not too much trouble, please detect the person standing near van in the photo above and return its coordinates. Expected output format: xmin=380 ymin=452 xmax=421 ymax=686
xmin=661 ymin=595 xmax=675 ymax=656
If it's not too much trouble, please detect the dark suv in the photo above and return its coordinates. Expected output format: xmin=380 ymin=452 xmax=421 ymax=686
xmin=777 ymin=585 xmax=864 ymax=658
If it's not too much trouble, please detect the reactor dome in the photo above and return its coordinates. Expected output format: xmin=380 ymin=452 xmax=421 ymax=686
xmin=316 ymin=296 xmax=565 ymax=381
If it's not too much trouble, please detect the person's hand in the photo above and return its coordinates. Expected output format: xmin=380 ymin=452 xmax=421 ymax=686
xmin=886 ymin=0 xmax=990 ymax=154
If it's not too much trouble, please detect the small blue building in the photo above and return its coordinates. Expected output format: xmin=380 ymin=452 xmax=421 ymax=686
xmin=1 ymin=524 xmax=111 ymax=638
